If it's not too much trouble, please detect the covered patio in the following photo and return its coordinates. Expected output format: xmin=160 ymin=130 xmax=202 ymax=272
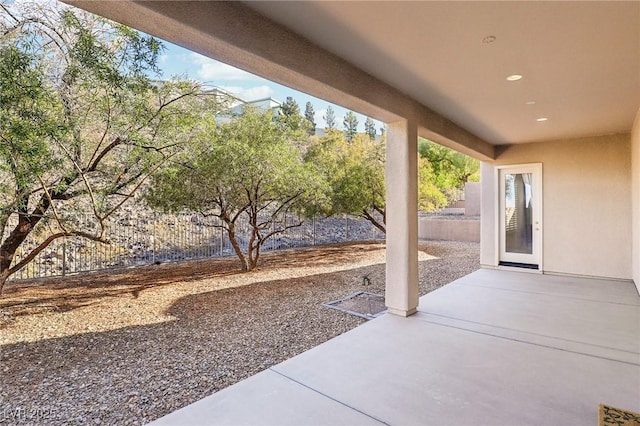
xmin=151 ymin=269 xmax=639 ymax=425
xmin=63 ymin=2 xmax=640 ymax=424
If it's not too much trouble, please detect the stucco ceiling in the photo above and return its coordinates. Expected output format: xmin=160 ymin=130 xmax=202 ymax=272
xmin=244 ymin=1 xmax=639 ymax=145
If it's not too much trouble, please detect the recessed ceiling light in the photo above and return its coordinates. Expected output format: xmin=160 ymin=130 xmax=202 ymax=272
xmin=482 ymin=35 xmax=496 ymax=44
xmin=525 ymin=101 xmax=536 ymax=105
xmin=506 ymin=74 xmax=523 ymax=81
xmin=536 ymin=117 xmax=548 ymax=122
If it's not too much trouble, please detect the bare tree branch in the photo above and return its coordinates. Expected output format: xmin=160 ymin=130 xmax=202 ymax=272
xmin=85 ymin=137 xmax=122 ymax=173
xmin=52 ymin=136 xmax=103 ymax=227
xmin=37 ymin=176 xmax=69 ymax=234
xmin=101 ymin=152 xmax=177 ymax=221
xmin=362 ymin=209 xmax=386 ymax=234
xmin=8 ymin=230 xmax=108 ymax=276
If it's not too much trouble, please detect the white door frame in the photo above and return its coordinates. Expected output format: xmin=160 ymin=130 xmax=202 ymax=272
xmin=494 ymin=163 xmax=543 ymax=271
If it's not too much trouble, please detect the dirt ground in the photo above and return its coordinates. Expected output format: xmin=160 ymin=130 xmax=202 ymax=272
xmin=0 ymin=240 xmax=479 ymax=425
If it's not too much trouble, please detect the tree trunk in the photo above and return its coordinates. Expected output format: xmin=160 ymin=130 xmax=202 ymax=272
xmin=247 ymin=225 xmax=265 ymax=271
xmin=247 ymin=228 xmax=257 ymax=271
xmin=248 ymin=242 xmax=261 ymax=271
xmin=0 ymin=216 xmax=37 ymax=295
xmin=227 ymin=225 xmax=248 ymax=271
xmin=362 ymin=209 xmax=386 ymax=234
xmin=0 ymin=266 xmax=10 ymax=295
xmin=0 ymin=188 xmax=61 ymax=294
xmin=246 ymin=210 xmax=263 ymax=271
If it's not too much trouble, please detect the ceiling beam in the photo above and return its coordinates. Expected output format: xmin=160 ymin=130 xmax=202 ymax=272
xmin=65 ymin=0 xmax=496 ymax=160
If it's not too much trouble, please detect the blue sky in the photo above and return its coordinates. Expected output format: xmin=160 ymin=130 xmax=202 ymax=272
xmin=157 ymin=42 xmax=382 ymax=133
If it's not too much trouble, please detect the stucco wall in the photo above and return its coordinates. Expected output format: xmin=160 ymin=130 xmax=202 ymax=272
xmin=481 ymin=134 xmax=632 ymax=280
xmin=464 ymin=182 xmax=481 ymax=216
xmin=418 ymin=218 xmax=480 ymax=242
xmin=632 ymin=109 xmax=640 ymax=292
xmin=480 ymin=162 xmax=496 ymax=267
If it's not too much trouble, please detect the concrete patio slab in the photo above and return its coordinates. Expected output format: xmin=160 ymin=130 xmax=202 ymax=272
xmin=150 ymin=269 xmax=640 ymax=426
xmin=450 ymin=269 xmax=640 ymax=305
xmin=151 ymin=369 xmax=384 ymax=426
xmin=272 ymin=314 xmax=638 ymax=425
xmin=419 ymin=270 xmax=640 ymax=355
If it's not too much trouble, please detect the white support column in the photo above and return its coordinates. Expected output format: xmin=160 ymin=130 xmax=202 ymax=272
xmin=385 ymin=119 xmax=419 ymax=317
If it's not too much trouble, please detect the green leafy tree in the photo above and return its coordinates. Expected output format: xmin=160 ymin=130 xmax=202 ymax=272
xmin=418 ymin=138 xmax=480 ymax=201
xmin=343 ymin=111 xmax=359 ymax=142
xmin=364 ymin=117 xmax=377 ymax=140
xmin=306 ymin=131 xmax=386 ymax=232
xmin=418 ymin=158 xmax=448 ymax=211
xmin=147 ymin=108 xmax=328 ymax=272
xmin=306 ymin=132 xmax=448 ymax=232
xmin=0 ymin=2 xmax=229 ymax=293
xmin=304 ymin=101 xmax=316 ymax=136
xmin=323 ymin=105 xmax=336 ymax=130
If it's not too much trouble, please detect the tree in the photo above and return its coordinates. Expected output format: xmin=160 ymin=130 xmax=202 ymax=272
xmin=278 ymin=96 xmax=306 ymax=132
xmin=280 ymin=97 xmax=300 ymax=116
xmin=323 ymin=105 xmax=336 ymax=130
xmin=304 ymin=101 xmax=316 ymax=136
xmin=147 ymin=108 xmax=328 ymax=272
xmin=343 ymin=111 xmax=359 ymax=142
xmin=306 ymin=132 xmax=449 ymax=233
xmin=305 ymin=132 xmax=386 ymax=232
xmin=418 ymin=158 xmax=448 ymax=211
xmin=0 ymin=2 xmax=229 ymax=293
xmin=418 ymin=138 xmax=480 ymax=201
xmin=364 ymin=117 xmax=377 ymax=140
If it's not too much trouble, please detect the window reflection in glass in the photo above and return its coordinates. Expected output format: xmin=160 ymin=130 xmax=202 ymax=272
xmin=505 ymin=173 xmax=533 ymax=254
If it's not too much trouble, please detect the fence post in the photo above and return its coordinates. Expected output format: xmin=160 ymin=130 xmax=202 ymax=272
xmin=271 ymin=217 xmax=275 ymax=250
xmin=345 ymin=215 xmax=349 ymax=241
xmin=152 ymin=216 xmax=157 ymax=264
xmin=312 ymin=215 xmax=316 ymax=246
xmin=61 ymin=240 xmax=66 ymax=277
xmin=220 ymin=222 xmax=224 ymax=256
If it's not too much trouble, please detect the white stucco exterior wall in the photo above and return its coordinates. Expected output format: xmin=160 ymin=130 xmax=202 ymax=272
xmin=464 ymin=182 xmax=481 ymax=217
xmin=481 ymin=134 xmax=632 ymax=280
xmin=632 ymin=109 xmax=640 ymax=292
xmin=385 ymin=120 xmax=419 ymax=316
xmin=480 ymin=162 xmax=496 ymax=268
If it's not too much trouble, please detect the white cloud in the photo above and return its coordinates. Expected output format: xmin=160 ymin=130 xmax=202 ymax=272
xmin=191 ymin=53 xmax=260 ymax=81
xmin=221 ymin=85 xmax=274 ymax=101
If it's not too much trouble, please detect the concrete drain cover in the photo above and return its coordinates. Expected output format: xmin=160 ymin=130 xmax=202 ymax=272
xmin=323 ymin=291 xmax=386 ymax=320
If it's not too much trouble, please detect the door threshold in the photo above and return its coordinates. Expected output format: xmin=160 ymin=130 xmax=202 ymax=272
xmin=498 ymin=261 xmax=542 ymax=274
xmin=499 ymin=261 xmax=538 ymax=269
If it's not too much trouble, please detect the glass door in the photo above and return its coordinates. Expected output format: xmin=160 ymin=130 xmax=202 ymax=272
xmin=498 ymin=165 xmax=542 ymax=269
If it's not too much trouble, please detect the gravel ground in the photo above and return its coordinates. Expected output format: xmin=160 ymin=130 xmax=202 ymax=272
xmin=0 ymin=240 xmax=479 ymax=425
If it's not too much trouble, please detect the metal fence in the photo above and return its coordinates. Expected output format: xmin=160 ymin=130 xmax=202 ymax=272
xmin=6 ymin=212 xmax=385 ymax=281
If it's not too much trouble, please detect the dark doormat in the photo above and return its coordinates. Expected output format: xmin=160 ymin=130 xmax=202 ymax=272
xmin=323 ymin=291 xmax=386 ymax=320
xmin=599 ymin=404 xmax=640 ymax=426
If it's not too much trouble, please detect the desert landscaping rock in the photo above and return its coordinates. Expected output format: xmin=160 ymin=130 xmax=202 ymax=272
xmin=0 ymin=240 xmax=479 ymax=425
